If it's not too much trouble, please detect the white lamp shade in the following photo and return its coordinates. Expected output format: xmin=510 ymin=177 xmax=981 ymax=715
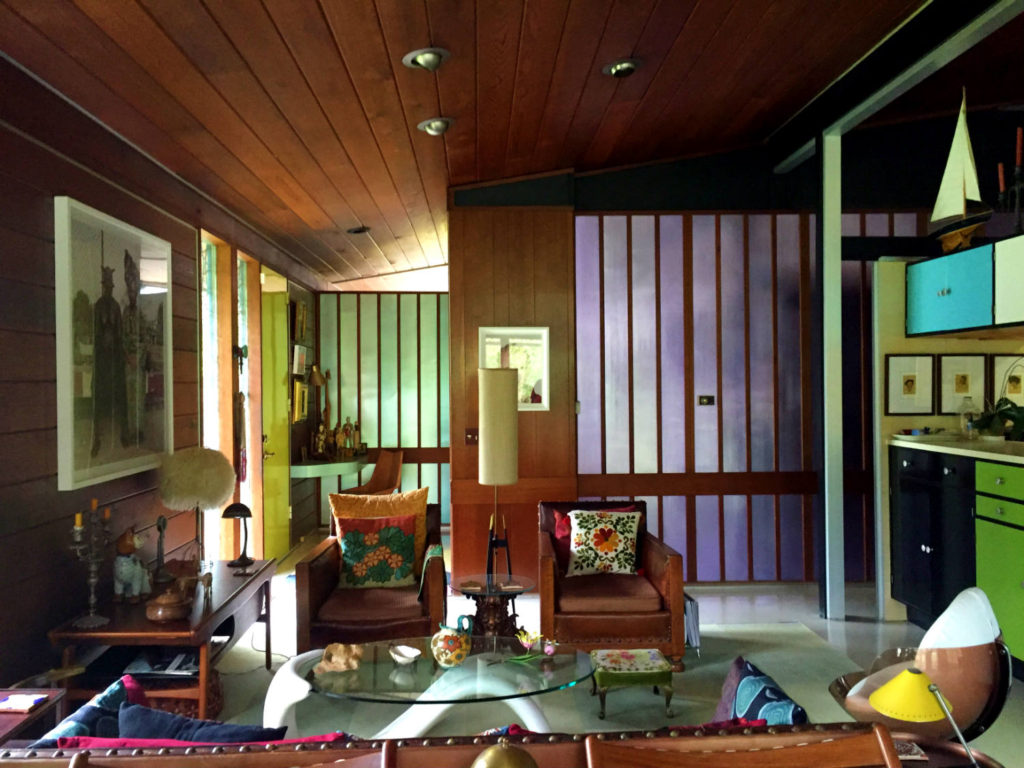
xmin=478 ymin=368 xmax=518 ymax=486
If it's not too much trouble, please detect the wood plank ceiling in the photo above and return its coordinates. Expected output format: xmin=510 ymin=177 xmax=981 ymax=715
xmin=0 ymin=0 xmax=926 ymax=288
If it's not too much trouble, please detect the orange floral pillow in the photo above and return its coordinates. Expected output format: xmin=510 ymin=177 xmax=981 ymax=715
xmin=566 ymin=509 xmax=641 ymax=576
xmin=336 ymin=514 xmax=416 ymax=589
xmin=329 ymin=487 xmax=429 ymax=572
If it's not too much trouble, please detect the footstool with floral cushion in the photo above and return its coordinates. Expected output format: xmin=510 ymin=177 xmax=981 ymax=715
xmin=589 ymin=648 xmax=674 ymax=719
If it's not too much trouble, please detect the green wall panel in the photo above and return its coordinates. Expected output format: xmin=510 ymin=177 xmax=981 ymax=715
xmin=357 ymin=294 xmax=377 ymax=446
xmin=400 ymin=294 xmax=419 ymax=448
xmin=419 ymin=295 xmax=439 ymax=448
xmin=379 ymin=294 xmax=399 ymax=447
xmin=440 ymin=295 xmax=450 ymax=447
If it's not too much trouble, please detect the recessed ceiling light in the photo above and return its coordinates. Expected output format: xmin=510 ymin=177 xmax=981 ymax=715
xmin=602 ymin=58 xmax=642 ymax=78
xmin=346 ymin=225 xmax=370 ymax=235
xmin=402 ymin=47 xmax=450 ymax=72
xmin=417 ymin=117 xmax=453 ymax=136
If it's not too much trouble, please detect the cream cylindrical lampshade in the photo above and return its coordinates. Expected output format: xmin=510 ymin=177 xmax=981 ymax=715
xmin=478 ymin=368 xmax=519 ymax=486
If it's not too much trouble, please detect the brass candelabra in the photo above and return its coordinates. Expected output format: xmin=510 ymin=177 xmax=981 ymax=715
xmin=70 ymin=500 xmax=112 ymax=628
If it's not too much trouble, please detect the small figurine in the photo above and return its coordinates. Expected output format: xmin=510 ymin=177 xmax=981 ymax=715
xmin=314 ymin=423 xmax=326 ymax=457
xmin=342 ymin=416 xmax=354 ymax=449
xmin=113 ymin=528 xmax=151 ymax=603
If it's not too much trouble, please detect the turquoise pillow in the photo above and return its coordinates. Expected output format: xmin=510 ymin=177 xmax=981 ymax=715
xmin=30 ymin=675 xmax=147 ymax=747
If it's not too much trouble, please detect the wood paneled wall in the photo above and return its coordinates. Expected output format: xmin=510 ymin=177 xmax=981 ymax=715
xmin=448 ymin=208 xmax=577 ymax=582
xmin=0 ymin=57 xmax=311 ymax=685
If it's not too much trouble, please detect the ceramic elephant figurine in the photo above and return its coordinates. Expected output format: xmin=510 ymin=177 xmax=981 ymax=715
xmin=113 ymin=528 xmax=151 ymax=603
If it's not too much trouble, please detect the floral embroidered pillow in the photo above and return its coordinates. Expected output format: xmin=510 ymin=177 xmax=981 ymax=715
xmin=336 ymin=514 xmax=416 ymax=588
xmin=566 ymin=509 xmax=641 ymax=576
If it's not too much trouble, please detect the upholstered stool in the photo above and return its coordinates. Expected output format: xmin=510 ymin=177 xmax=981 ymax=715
xmin=589 ymin=648 xmax=674 ymax=719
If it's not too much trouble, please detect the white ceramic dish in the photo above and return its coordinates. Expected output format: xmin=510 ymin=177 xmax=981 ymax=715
xmin=890 ymin=433 xmax=948 ymax=442
xmin=389 ymin=644 xmax=422 ymax=665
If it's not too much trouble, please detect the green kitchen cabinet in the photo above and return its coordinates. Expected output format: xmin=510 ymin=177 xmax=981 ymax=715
xmin=975 ymin=517 xmax=1024 ymax=659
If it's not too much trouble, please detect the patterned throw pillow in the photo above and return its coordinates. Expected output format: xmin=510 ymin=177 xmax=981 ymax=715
xmin=29 ymin=675 xmax=148 ymax=748
xmin=721 ymin=657 xmax=808 ymax=726
xmin=329 ymin=487 xmax=429 ymax=572
xmin=336 ymin=514 xmax=417 ymax=588
xmin=552 ymin=505 xmax=636 ymax=573
xmin=566 ymin=509 xmax=641 ymax=576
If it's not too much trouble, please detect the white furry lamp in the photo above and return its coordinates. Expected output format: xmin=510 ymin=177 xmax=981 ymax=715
xmin=159 ymin=446 xmax=236 ymax=560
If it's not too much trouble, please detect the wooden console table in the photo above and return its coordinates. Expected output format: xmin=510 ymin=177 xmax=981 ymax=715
xmin=48 ymin=559 xmax=275 ymax=720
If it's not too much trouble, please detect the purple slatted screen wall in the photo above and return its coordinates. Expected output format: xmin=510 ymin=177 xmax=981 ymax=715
xmin=574 ymin=211 xmax=903 ymax=583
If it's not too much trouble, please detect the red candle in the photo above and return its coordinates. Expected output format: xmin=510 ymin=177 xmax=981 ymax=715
xmin=999 ymin=162 xmax=1006 ymax=192
xmin=1016 ymin=127 xmax=1022 ymax=168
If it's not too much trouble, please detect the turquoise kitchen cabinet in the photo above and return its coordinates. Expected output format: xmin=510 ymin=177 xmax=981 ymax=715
xmin=906 ymin=244 xmax=993 ymax=335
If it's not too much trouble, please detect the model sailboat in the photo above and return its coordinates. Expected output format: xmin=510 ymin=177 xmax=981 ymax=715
xmin=930 ymin=90 xmax=992 ymax=253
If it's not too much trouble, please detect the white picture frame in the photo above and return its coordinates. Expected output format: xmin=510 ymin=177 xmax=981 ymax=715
xmin=55 ymin=197 xmax=174 ymax=490
xmin=478 ymin=326 xmax=550 ymax=411
xmin=938 ymin=354 xmax=986 ymax=414
xmin=992 ymin=354 xmax=1024 ymax=407
xmin=885 ymin=354 xmax=934 ymax=415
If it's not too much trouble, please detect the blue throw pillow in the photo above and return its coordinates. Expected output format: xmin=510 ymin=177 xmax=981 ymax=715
xmin=118 ymin=703 xmax=287 ymax=743
xmin=29 ymin=676 xmax=137 ymax=747
xmin=729 ymin=657 xmax=808 ymax=726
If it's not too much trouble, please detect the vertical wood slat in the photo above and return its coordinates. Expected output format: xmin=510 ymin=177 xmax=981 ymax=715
xmin=654 ymin=217 xmax=663 ymax=535
xmin=799 ymin=213 xmax=815 ymax=580
xmin=599 ymin=216 xmax=607 ymax=476
xmin=714 ymin=217 xmax=725 ymax=580
xmin=626 ymin=217 xmax=635 ymax=476
xmin=771 ymin=216 xmax=782 ymax=580
xmin=682 ymin=215 xmax=696 ymax=583
xmin=743 ymin=216 xmax=753 ymax=580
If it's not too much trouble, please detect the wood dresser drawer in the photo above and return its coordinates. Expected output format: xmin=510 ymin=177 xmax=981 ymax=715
xmin=975 ymin=494 xmax=1024 ymax=527
xmin=976 ymin=460 xmax=1024 ymax=500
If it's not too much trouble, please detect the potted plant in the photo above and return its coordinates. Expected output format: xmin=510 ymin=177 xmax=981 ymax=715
xmin=974 ymin=398 xmax=1024 ymax=440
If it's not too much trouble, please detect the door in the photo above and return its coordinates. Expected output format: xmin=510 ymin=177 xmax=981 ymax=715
xmin=261 ymin=266 xmax=290 ymax=560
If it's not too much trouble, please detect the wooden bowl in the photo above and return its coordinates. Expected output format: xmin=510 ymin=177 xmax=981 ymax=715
xmin=146 ymin=590 xmax=192 ymax=622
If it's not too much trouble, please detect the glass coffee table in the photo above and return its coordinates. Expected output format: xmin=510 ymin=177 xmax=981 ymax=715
xmin=264 ymin=636 xmax=592 ymax=738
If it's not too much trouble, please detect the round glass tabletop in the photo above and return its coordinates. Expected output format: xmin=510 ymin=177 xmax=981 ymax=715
xmin=305 ymin=636 xmax=590 ymax=705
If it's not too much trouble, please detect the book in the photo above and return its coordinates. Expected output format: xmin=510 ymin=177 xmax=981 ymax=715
xmin=123 ymin=649 xmax=199 ymax=678
xmin=0 ymin=694 xmax=47 ymax=713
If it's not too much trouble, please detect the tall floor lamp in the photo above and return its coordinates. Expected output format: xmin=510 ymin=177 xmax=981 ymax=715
xmin=478 ymin=368 xmax=519 ymax=583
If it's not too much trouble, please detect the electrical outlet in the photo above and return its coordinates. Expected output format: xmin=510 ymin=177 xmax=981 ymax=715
xmin=465 ymin=428 xmax=479 ymax=445
xmin=698 ymin=395 xmax=715 ymax=406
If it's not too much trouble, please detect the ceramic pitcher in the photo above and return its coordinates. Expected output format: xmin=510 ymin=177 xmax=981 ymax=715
xmin=430 ymin=614 xmax=473 ymax=668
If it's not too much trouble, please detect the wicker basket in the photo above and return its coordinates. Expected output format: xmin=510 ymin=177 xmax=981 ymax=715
xmin=144 ymin=669 xmax=223 ymax=719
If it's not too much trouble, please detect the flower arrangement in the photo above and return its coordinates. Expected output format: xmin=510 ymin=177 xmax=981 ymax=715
xmin=507 ymin=630 xmax=556 ymax=663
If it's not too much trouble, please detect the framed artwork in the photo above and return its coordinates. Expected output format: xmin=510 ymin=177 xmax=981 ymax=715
xmin=54 ymin=197 xmax=174 ymax=490
xmin=478 ymin=326 xmax=550 ymax=411
xmin=292 ymin=344 xmax=308 ymax=375
xmin=292 ymin=381 xmax=308 ymax=423
xmin=992 ymin=354 xmax=1024 ymax=407
xmin=293 ymin=300 xmax=308 ymax=343
xmin=885 ymin=354 xmax=934 ymax=415
xmin=938 ymin=354 xmax=986 ymax=414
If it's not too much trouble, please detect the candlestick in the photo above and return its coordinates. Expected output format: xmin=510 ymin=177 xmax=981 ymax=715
xmin=1016 ymin=127 xmax=1022 ymax=168
xmin=74 ymin=512 xmax=83 ymax=528
xmin=999 ymin=163 xmax=1006 ymax=193
xmin=103 ymin=507 xmax=110 ymax=520
xmin=69 ymin=502 xmax=112 ymax=628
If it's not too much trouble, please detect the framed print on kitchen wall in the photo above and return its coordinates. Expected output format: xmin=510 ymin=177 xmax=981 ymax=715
xmin=992 ymin=354 xmax=1024 ymax=407
xmin=885 ymin=354 xmax=934 ymax=415
xmin=938 ymin=354 xmax=986 ymax=414
xmin=54 ymin=197 xmax=174 ymax=490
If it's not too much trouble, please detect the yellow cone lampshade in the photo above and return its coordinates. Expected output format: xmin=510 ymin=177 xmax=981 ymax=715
xmin=868 ymin=668 xmax=951 ymax=722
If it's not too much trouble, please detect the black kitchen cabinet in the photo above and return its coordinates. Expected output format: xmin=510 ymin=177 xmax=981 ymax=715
xmin=889 ymin=446 xmax=976 ymax=627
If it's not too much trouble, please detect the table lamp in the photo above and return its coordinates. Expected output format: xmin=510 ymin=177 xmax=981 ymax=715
xmin=159 ymin=446 xmax=236 ymax=562
xmin=478 ymin=368 xmax=518 ymax=583
xmin=222 ymin=502 xmax=254 ymax=573
xmin=869 ymin=668 xmax=978 ymax=767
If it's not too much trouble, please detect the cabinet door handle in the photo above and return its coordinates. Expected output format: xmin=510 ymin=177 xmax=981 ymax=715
xmin=995 ymin=477 xmax=1006 ymax=485
xmin=902 ymin=460 xmax=910 ymax=468
xmin=943 ymin=467 xmax=951 ymax=476
xmin=996 ymin=507 xmax=1006 ymax=516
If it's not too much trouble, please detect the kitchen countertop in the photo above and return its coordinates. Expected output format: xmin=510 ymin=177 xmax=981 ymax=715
xmin=889 ymin=435 xmax=1024 ymax=464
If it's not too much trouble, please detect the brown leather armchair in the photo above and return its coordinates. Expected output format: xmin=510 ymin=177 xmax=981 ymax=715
xmin=538 ymin=500 xmax=686 ymax=663
xmin=296 ymin=503 xmax=445 ymax=653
